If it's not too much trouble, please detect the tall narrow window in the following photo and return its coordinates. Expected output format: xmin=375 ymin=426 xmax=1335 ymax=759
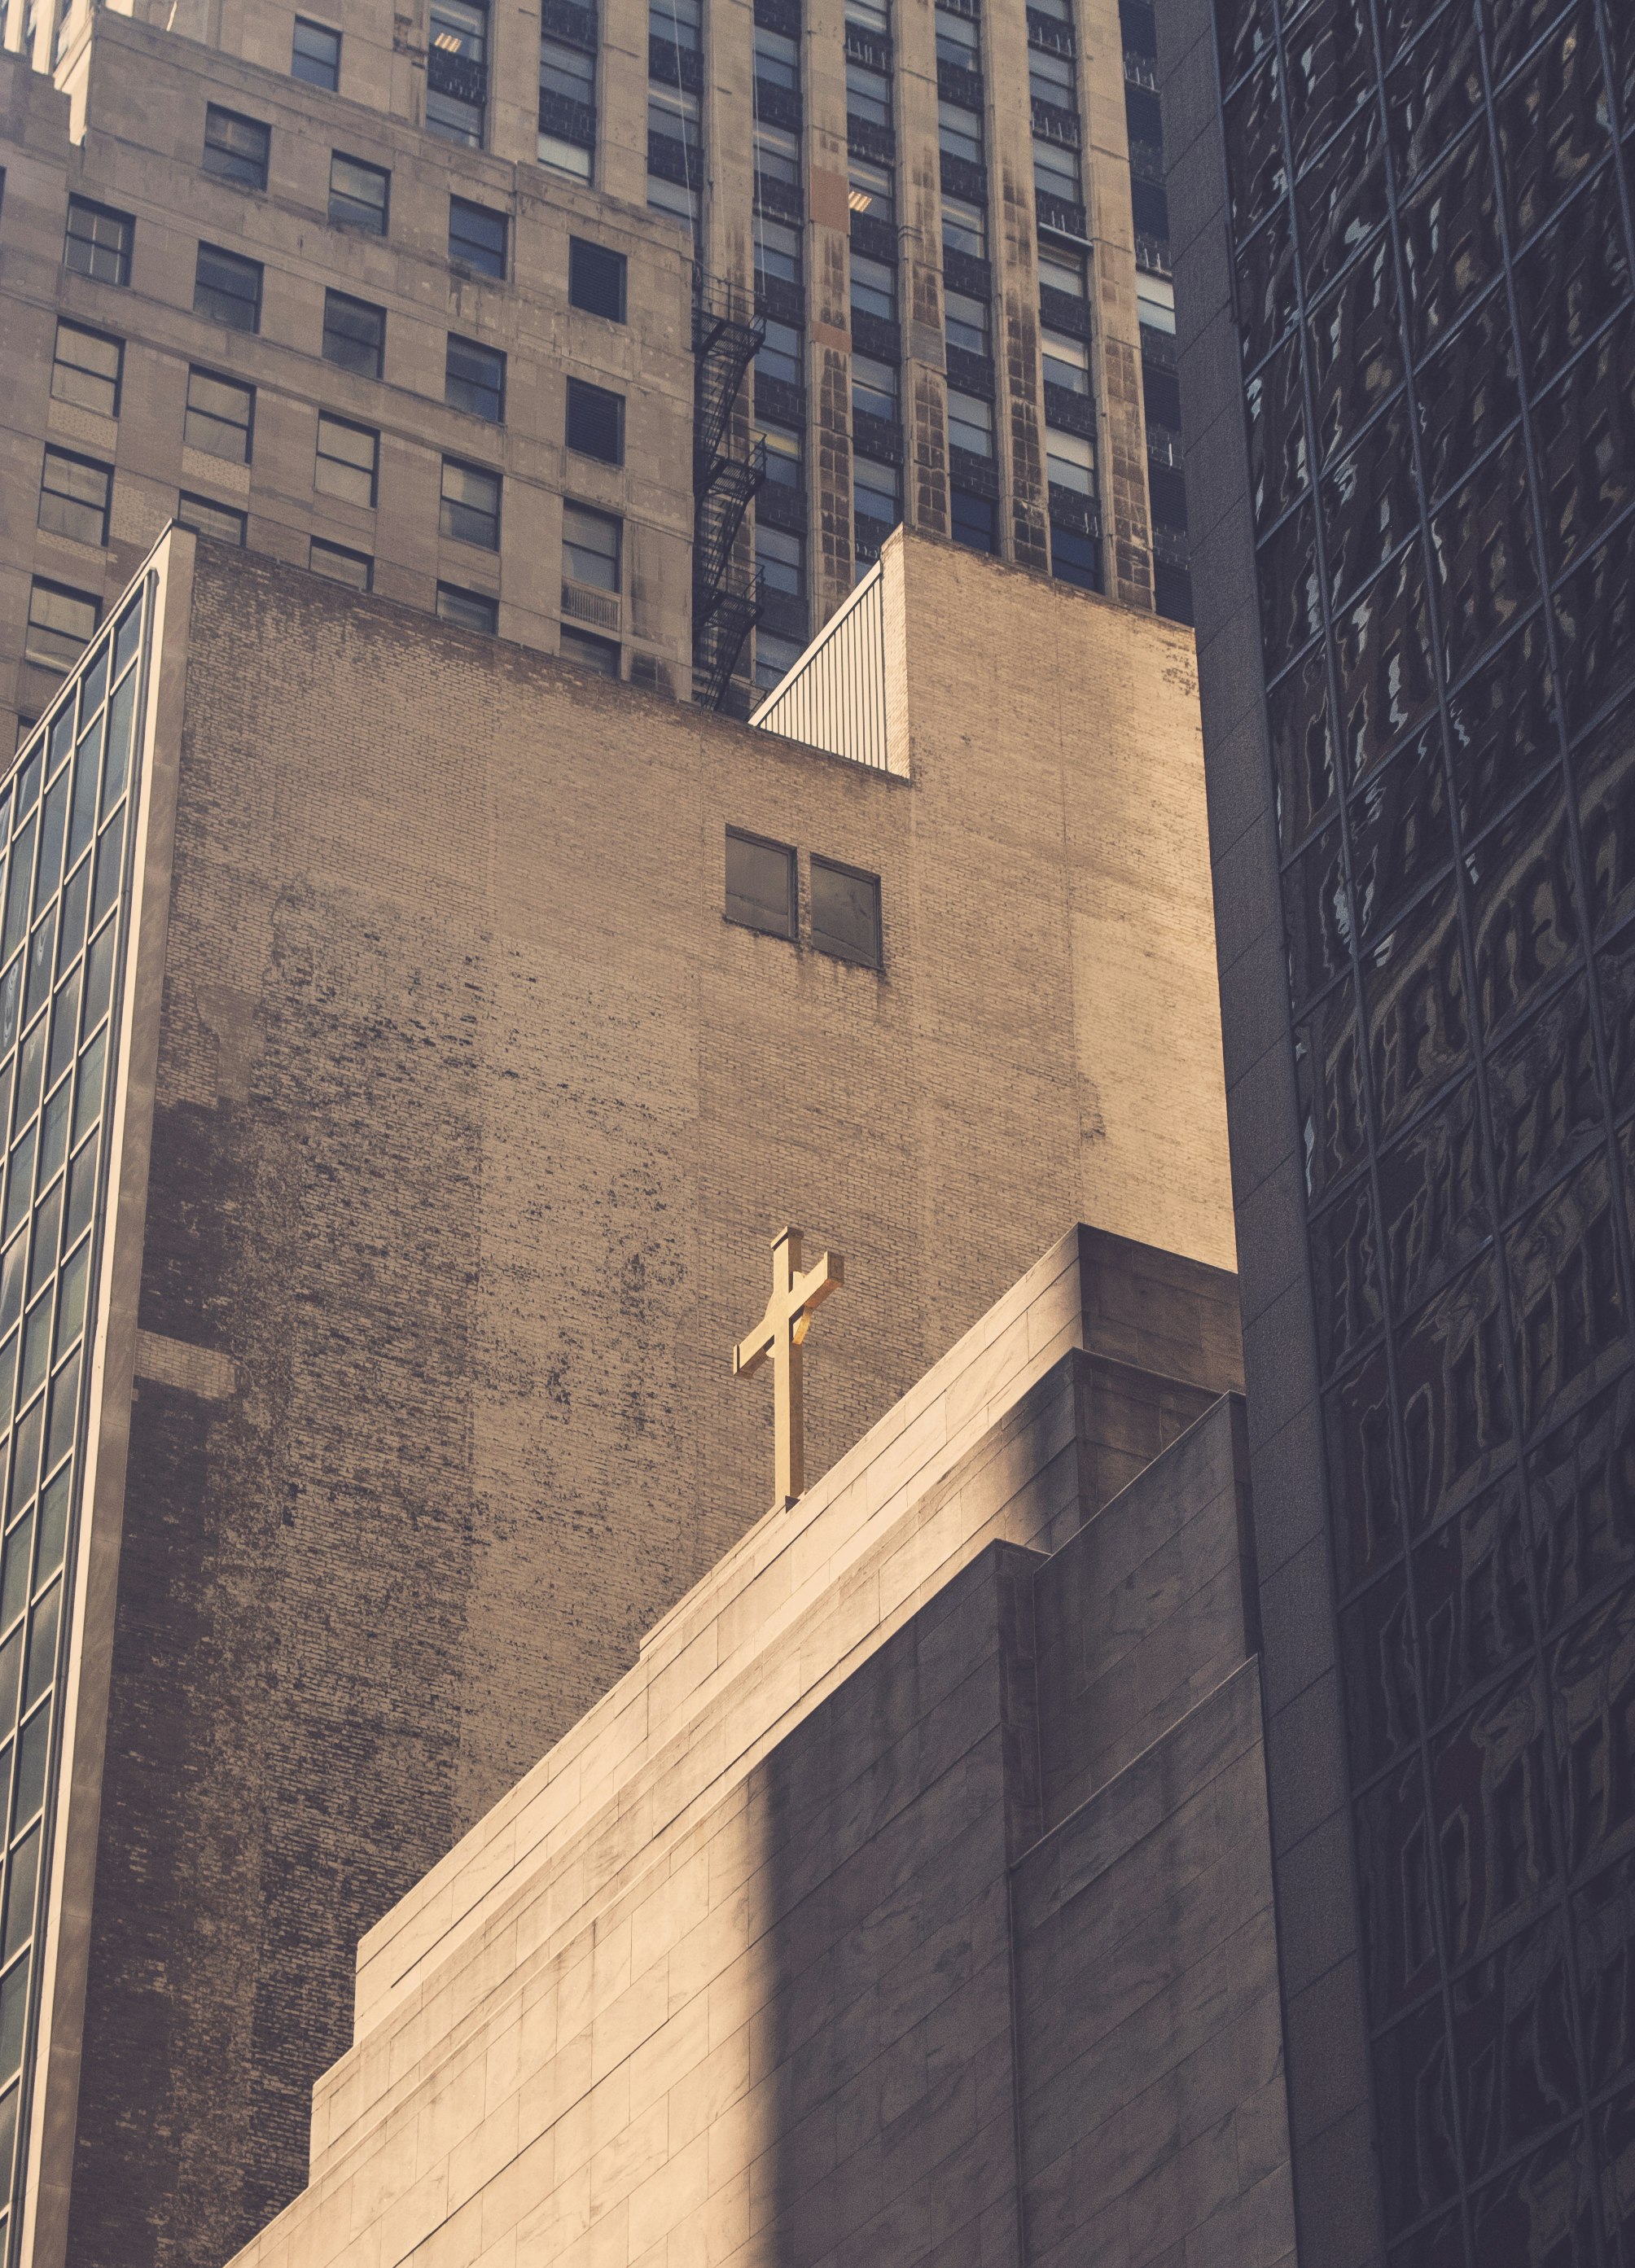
xmin=562 ymin=504 xmax=621 ymax=591
xmin=322 ymin=291 xmax=385 ymax=377
xmin=451 ymin=198 xmax=507 ymax=277
xmin=314 ymin=415 xmax=379 ymax=507
xmin=725 ymin=831 xmax=795 ymax=939
xmin=184 ymin=369 xmax=254 ymax=463
xmin=202 ymin=107 xmax=270 ymax=191
xmin=291 ymin=17 xmax=340 ymax=87
xmin=565 ymin=380 xmax=624 ymax=466
xmin=37 ymin=451 xmax=111 ymax=548
xmin=810 ymin=857 xmax=881 ymax=966
xmin=940 ymin=191 xmax=985 ymax=257
xmin=445 ymin=336 xmax=505 ymax=422
xmin=62 ymin=199 xmax=132 ymax=287
xmin=540 ymin=33 xmax=596 ymax=177
xmin=194 ymin=245 xmax=263 ymax=332
xmin=427 ymin=0 xmax=489 ymax=146
xmin=850 ymin=252 xmax=896 ymax=322
xmin=50 ymin=324 xmax=121 ymax=419
xmin=440 ymin=459 xmax=501 ymax=549
xmin=947 ymin=390 xmax=993 ymax=458
xmin=569 ymin=239 xmax=625 ymax=320
xmin=945 ymin=289 xmax=989 ymax=354
xmin=329 ymin=154 xmax=389 ymax=234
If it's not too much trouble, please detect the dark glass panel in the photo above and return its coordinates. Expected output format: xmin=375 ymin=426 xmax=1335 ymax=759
xmin=1467 ymin=772 xmax=1579 ymax=1041
xmin=1466 ymin=2113 xmax=1598 ymax=2264
xmin=1387 ymin=2204 xmax=1463 ymax=2267
xmin=1323 ymin=393 xmax=1418 ymax=611
xmin=1574 ymin=1850 xmax=1635 ymax=2093
xmin=1514 ymin=161 xmax=1631 ymax=392
xmin=1414 ymin=289 xmax=1521 ymax=507
xmin=1431 ymin=431 xmax=1542 ymax=684
xmin=1312 ymin=1176 xmax=1386 ymax=1377
xmin=1385 ymin=2 xmax=1484 ymax=189
xmin=1284 ymin=0 xmax=1374 ymax=179
xmin=1504 ymin=1149 xmax=1624 ymax=1438
xmin=1295 ymin=979 xmax=1369 ymax=1199
xmin=1452 ymin=1907 xmax=1578 ymax=2176
xmin=1376 ymin=1076 xmax=1488 ymax=1322
xmin=1529 ymin=1373 xmax=1635 ymax=1632
xmin=1357 ymin=1757 xmax=1444 ymax=2024
xmin=1599 ymin=928 xmax=1635 ymax=1114
xmin=1339 ymin=1560 xmax=1418 ymax=1777
xmin=1485 ymin=0 xmax=1581 ymax=83
xmin=1601 ymin=2082 xmax=1635 ymax=2261
xmin=1496 ymin=2 xmax=1611 ymax=243
xmin=1400 ymin=129 xmax=1505 ymax=361
xmin=1533 ymin=306 xmax=1635 ymax=580
xmin=1351 ymin=726 xmax=1453 ymax=946
xmin=1414 ymin=1474 xmax=1532 ymax=1726
xmin=1371 ymin=1989 xmax=1460 ymax=2226
xmin=1257 ymin=499 xmax=1322 ymax=672
xmin=1396 ymin=1257 xmax=1514 ymax=1535
xmin=1431 ymin=1663 xmax=1555 ymax=1966
xmin=1269 ymin=645 xmax=1339 ymax=853
xmin=1555 ymin=514 xmax=1635 ymax=737
xmin=1489 ymin=972 xmax=1599 ymax=1215
xmin=1309 ymin=237 xmax=1402 ymax=464
xmin=1364 ymin=876 xmax=1468 ymax=1141
xmin=1446 ymin=614 xmax=1559 ymax=841
xmin=1237 ymin=196 xmax=1300 ymax=369
xmin=1216 ymin=0 xmax=1274 ymax=94
xmin=1294 ymin=98 xmax=1388 ymax=301
xmin=1550 ymin=1574 xmax=1635 ymax=1873
xmin=1282 ymin=819 xmax=1351 ymax=1009
xmin=1246 ymin=334 xmax=1310 ymax=530
xmin=1336 ymin=545 xmax=1440 ymax=783
xmin=1222 ymin=50 xmax=1286 ymax=237
xmin=1327 ymin=1339 xmax=1405 ymax=1587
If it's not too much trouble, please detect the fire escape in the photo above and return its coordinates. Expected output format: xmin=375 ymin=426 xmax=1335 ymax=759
xmin=691 ymin=278 xmax=765 ymax=713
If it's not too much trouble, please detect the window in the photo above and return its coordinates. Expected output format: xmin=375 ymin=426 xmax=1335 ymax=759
xmin=935 ymin=11 xmax=979 ymax=66
xmin=756 ymin=319 xmax=803 ymax=390
xmin=178 ymin=493 xmax=247 ymax=545
xmin=203 ymin=107 xmax=270 ymax=190
xmin=1131 ymin=177 xmax=1168 ymax=240
xmin=852 ymin=353 xmax=897 ymax=422
xmin=184 ymin=368 xmax=254 ymax=462
xmin=291 ymin=17 xmax=340 ymax=87
xmin=562 ymin=502 xmax=620 ymax=589
xmin=756 ymin=423 xmax=802 ymax=488
xmin=948 ymin=389 xmax=993 ymax=456
xmin=1028 ymin=49 xmax=1075 ymax=106
xmin=853 ymin=456 xmax=900 ymax=526
xmin=540 ymin=37 xmax=595 ymax=177
xmin=811 ymin=856 xmax=880 ymax=966
xmin=309 ymin=538 xmax=372 ymax=589
xmin=315 ymin=414 xmax=379 ymax=506
xmin=940 ymin=192 xmax=985 ymax=257
xmin=1033 ymin=138 xmax=1081 ymax=202
xmin=24 ymin=581 xmax=98 ymax=673
xmin=848 ymin=156 xmax=895 ymax=222
xmin=63 ymin=198 xmax=132 ymax=286
xmin=195 ymin=244 xmax=263 ymax=332
xmin=441 ymin=458 xmax=501 ymax=548
xmin=568 ymin=239 xmax=625 ymax=319
xmin=1042 ymin=328 xmax=1089 ymax=393
xmin=37 ymin=450 xmax=110 ymax=546
xmin=850 ymin=252 xmax=896 ymax=322
xmin=754 ymin=216 xmax=801 ymax=288
xmin=566 ymin=379 xmax=624 ymax=465
xmin=1155 ymin=561 xmax=1192 ymax=623
xmin=1039 ymin=244 xmax=1088 ymax=299
xmin=651 ymin=0 xmax=699 ymax=47
xmin=754 ymin=121 xmax=800 ymax=188
xmin=50 ymin=322 xmax=121 ymax=418
xmin=445 ymin=335 xmax=504 ymax=420
xmin=647 ymin=177 xmax=699 ymax=235
xmin=1051 ymin=521 xmax=1098 ymax=589
xmin=451 ymin=197 xmax=507 ymax=276
xmin=754 ymin=26 xmax=798 ymax=88
xmin=438 ymin=584 xmax=498 ymax=633
xmin=725 ymin=830 xmax=795 ymax=939
xmin=755 ymin=523 xmax=804 ymax=598
xmin=846 ymin=61 xmax=891 ymax=127
xmin=1137 ymin=271 xmax=1176 ymax=335
xmin=950 ymin=488 xmax=994 ymax=550
xmin=1142 ymin=361 xmax=1181 ymax=432
xmin=323 ymin=291 xmax=385 ymax=376
xmin=845 ymin=0 xmax=889 ymax=30
xmin=945 ymin=288 xmax=988 ymax=353
xmin=1045 ymin=429 xmax=1094 ymax=493
xmin=560 ymin=628 xmax=620 ymax=676
xmin=540 ymin=38 xmax=596 ymax=105
xmin=427 ymin=0 xmax=489 ymax=145
xmin=938 ymin=102 xmax=982 ymax=164
xmin=649 ymin=83 xmax=701 ymax=162
xmin=330 ymin=154 xmax=389 ymax=234
xmin=754 ymin=628 xmax=803 ymax=691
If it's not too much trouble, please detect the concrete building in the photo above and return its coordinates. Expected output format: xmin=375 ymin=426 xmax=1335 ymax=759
xmin=0 ymin=523 xmax=1231 ymax=2263
xmin=1164 ymin=0 xmax=1635 ymax=2261
xmin=221 ymin=1224 xmax=1295 ymax=2268
xmin=0 ymin=0 xmax=1190 ymax=742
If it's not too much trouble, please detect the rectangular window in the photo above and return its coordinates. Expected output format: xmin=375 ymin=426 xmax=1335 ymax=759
xmin=539 ymin=35 xmax=595 ymax=177
xmin=309 ymin=538 xmax=372 ymax=589
xmin=1042 ymin=328 xmax=1089 ymax=393
xmin=1039 ymin=244 xmax=1088 ymax=298
xmin=452 ymin=198 xmax=508 ymax=277
xmin=755 ymin=523 xmax=804 ymax=598
xmin=850 ymin=252 xmax=896 ymax=322
xmin=1045 ymin=429 xmax=1094 ymax=493
xmin=938 ymin=103 xmax=982 ymax=164
xmin=37 ymin=449 xmax=110 ymax=547
xmin=652 ymin=84 xmax=702 ymax=162
xmin=565 ymin=379 xmax=624 ymax=465
xmin=329 ymin=153 xmax=389 ymax=234
xmin=845 ymin=0 xmax=889 ymax=31
xmin=725 ymin=830 xmax=795 ymax=939
xmin=647 ymin=177 xmax=699 ymax=236
xmin=755 ymin=629 xmax=804 ymax=691
xmin=194 ymin=243 xmax=263 ymax=332
xmin=441 ymin=458 xmax=501 ymax=549
xmin=1033 ymin=138 xmax=1081 ymax=202
xmin=291 ymin=17 xmax=340 ymax=87
xmin=810 ymin=856 xmax=880 ymax=966
xmin=852 ymin=353 xmax=897 ymax=422
xmin=560 ymin=628 xmax=620 ymax=676
xmin=935 ymin=13 xmax=979 ymax=67
xmin=437 ymin=584 xmax=498 ymax=633
xmin=1050 ymin=521 xmax=1098 ymax=589
xmin=754 ymin=26 xmax=799 ymax=88
xmin=63 ymin=198 xmax=132 ymax=287
xmin=1028 ymin=49 xmax=1075 ymax=105
xmin=562 ymin=502 xmax=620 ymax=590
xmin=322 ymin=290 xmax=385 ymax=376
xmin=50 ymin=322 xmax=121 ymax=418
xmin=945 ymin=287 xmax=988 ymax=353
xmin=445 ymin=335 xmax=504 ymax=421
xmin=846 ymin=60 xmax=891 ymax=126
xmin=568 ymin=238 xmax=625 ymax=319
xmin=315 ymin=414 xmax=379 ymax=506
xmin=947 ymin=389 xmax=993 ymax=456
xmin=848 ymin=155 xmax=894 ymax=222
xmin=24 ymin=581 xmax=98 ymax=674
xmin=940 ymin=191 xmax=985 ymax=257
xmin=540 ymin=37 xmax=596 ymax=103
xmin=753 ymin=120 xmax=800 ymax=187
xmin=203 ymin=107 xmax=269 ymax=191
xmin=950 ymin=487 xmax=994 ymax=551
xmin=184 ymin=367 xmax=254 ymax=462
xmin=1137 ymin=271 xmax=1176 ymax=335
xmin=754 ymin=216 xmax=802 ymax=288
xmin=853 ymin=455 xmax=900 ymax=527
xmin=756 ymin=319 xmax=803 ymax=390
xmin=755 ymin=422 xmax=802 ymax=489
xmin=651 ymin=0 xmax=700 ymax=47
xmin=178 ymin=493 xmax=247 ymax=545
xmin=427 ymin=0 xmax=489 ymax=146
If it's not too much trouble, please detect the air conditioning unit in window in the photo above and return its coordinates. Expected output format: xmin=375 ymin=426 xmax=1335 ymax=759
xmin=560 ymin=582 xmax=620 ymax=631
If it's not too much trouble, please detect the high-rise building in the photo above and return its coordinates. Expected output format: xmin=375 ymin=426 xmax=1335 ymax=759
xmin=1168 ymin=0 xmax=1635 ymax=2261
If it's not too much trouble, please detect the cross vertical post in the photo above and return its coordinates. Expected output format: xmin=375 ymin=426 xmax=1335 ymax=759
xmin=733 ymin=1226 xmax=845 ymax=1509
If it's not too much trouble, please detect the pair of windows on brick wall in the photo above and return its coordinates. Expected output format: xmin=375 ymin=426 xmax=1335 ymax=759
xmin=725 ymin=830 xmax=882 ymax=967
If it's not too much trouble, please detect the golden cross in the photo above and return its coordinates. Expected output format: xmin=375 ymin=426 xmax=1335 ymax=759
xmin=733 ymin=1227 xmax=844 ymax=1509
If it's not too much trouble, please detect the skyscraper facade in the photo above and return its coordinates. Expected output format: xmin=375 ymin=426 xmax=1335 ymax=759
xmin=1168 ymin=0 xmax=1635 ymax=2260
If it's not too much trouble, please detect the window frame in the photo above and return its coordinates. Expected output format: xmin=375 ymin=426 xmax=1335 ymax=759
xmin=561 ymin=501 xmax=622 ymax=592
xmin=178 ymin=493 xmax=248 ymax=546
xmin=568 ymin=238 xmax=626 ymax=321
xmin=308 ymin=537 xmax=374 ymax=590
xmin=440 ymin=456 xmax=502 ymax=550
xmin=445 ymin=334 xmax=506 ymax=422
xmin=809 ymin=854 xmax=883 ymax=968
xmin=291 ymin=16 xmax=341 ymax=88
xmin=37 ymin=448 xmax=112 ymax=548
xmin=725 ymin=829 xmax=796 ymax=941
xmin=202 ymin=105 xmax=270 ymax=191
xmin=322 ymin=289 xmax=386 ymax=377
xmin=451 ymin=197 xmax=508 ymax=278
xmin=559 ymin=627 xmax=621 ymax=676
xmin=24 ymin=580 xmax=99 ymax=674
xmin=194 ymin=242 xmax=265 ymax=333
xmin=328 ymin=151 xmax=390 ymax=235
xmin=183 ymin=366 xmax=255 ymax=464
xmin=49 ymin=322 xmax=122 ymax=419
xmin=314 ymin=413 xmax=380 ymax=508
xmin=63 ymin=197 xmax=133 ymax=287
xmin=564 ymin=378 xmax=625 ymax=466
xmin=436 ymin=583 xmax=499 ymax=633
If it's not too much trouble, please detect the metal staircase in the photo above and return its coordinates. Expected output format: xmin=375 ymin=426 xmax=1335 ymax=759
xmin=691 ymin=278 xmax=765 ymax=712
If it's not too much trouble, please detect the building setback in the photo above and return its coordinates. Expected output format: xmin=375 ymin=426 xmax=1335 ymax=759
xmin=0 ymin=523 xmax=1231 ymax=2264
xmin=1166 ymin=0 xmax=1635 ymax=2261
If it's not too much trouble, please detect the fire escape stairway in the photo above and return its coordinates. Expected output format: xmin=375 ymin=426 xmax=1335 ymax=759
xmin=691 ymin=280 xmax=766 ymax=712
